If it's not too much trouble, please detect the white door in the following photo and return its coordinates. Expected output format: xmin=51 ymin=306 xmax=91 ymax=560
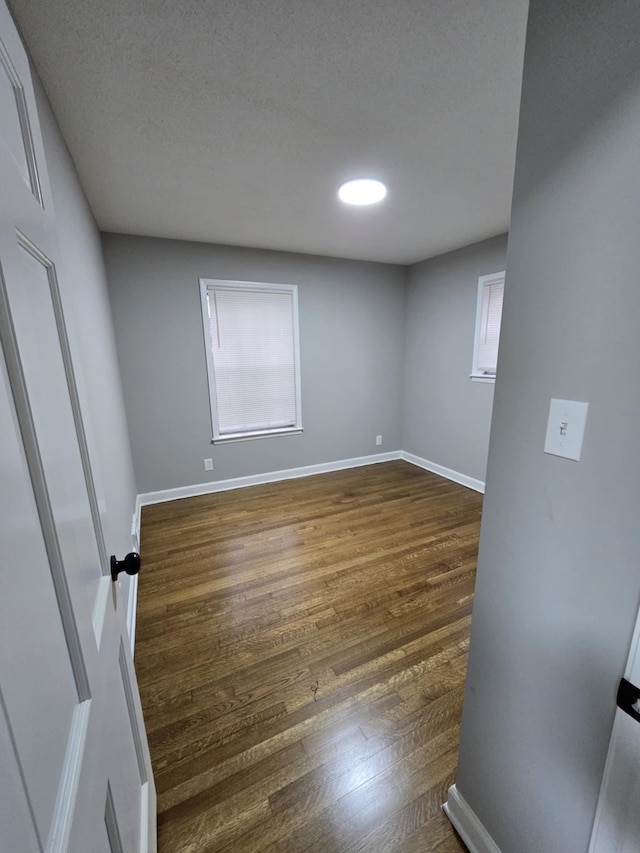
xmin=0 ymin=3 xmax=156 ymax=852
xmin=589 ymin=610 xmax=640 ymax=852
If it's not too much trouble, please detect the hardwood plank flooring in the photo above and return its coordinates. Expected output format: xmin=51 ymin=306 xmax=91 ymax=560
xmin=136 ymin=460 xmax=480 ymax=852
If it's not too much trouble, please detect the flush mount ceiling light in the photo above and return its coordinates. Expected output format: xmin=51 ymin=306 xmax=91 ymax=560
xmin=338 ymin=178 xmax=387 ymax=206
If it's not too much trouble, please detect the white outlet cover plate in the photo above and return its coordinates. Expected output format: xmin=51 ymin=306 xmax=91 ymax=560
xmin=544 ymin=398 xmax=589 ymax=461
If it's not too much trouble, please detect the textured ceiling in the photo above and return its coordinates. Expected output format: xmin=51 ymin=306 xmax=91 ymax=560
xmin=9 ymin=0 xmax=528 ymax=264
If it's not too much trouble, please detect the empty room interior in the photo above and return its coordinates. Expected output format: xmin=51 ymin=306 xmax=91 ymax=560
xmin=3 ymin=1 xmax=640 ymax=852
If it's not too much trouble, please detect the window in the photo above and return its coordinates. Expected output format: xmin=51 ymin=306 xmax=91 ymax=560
xmin=200 ymin=279 xmax=302 ymax=442
xmin=471 ymin=271 xmax=505 ymax=382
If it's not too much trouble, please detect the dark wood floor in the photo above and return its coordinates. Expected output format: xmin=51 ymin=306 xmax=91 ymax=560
xmin=135 ymin=460 xmax=481 ymax=852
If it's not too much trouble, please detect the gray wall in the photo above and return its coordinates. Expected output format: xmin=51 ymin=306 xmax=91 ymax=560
xmin=455 ymin=2 xmax=640 ymax=851
xmin=402 ymin=235 xmax=507 ymax=483
xmin=102 ymin=235 xmax=406 ymax=494
xmin=34 ymin=79 xmax=138 ymax=609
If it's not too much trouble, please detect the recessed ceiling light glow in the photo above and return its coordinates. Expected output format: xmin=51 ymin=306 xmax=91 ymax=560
xmin=338 ymin=178 xmax=387 ymax=206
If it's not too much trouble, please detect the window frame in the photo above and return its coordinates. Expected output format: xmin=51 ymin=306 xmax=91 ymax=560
xmin=470 ymin=270 xmax=505 ymax=383
xmin=199 ymin=278 xmax=303 ymax=443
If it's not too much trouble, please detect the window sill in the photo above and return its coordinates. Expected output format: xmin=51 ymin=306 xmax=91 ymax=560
xmin=212 ymin=427 xmax=303 ymax=444
xmin=470 ymin=374 xmax=496 ymax=384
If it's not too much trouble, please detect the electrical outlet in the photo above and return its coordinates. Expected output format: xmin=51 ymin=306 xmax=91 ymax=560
xmin=376 ymin=435 xmax=383 ymax=446
xmin=204 ymin=458 xmax=213 ymax=471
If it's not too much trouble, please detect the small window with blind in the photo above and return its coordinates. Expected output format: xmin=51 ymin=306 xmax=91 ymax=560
xmin=199 ymin=279 xmax=303 ymax=442
xmin=471 ymin=271 xmax=505 ymax=382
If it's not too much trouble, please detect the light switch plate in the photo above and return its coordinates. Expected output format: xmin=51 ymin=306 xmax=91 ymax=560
xmin=544 ymin=398 xmax=589 ymax=461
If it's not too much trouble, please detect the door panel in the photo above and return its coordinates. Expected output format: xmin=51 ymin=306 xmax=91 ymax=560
xmin=118 ymin=640 xmax=149 ymax=789
xmin=109 ymin=652 xmax=144 ymax=853
xmin=0 ymin=694 xmax=41 ymax=853
xmin=0 ymin=350 xmax=78 ymax=843
xmin=7 ymin=236 xmax=104 ymax=623
xmin=0 ymin=52 xmax=29 ymax=177
xmin=0 ymin=39 xmax=42 ymax=203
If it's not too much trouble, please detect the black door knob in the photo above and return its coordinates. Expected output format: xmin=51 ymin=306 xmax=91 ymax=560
xmin=617 ymin=678 xmax=640 ymax=724
xmin=110 ymin=552 xmax=141 ymax=582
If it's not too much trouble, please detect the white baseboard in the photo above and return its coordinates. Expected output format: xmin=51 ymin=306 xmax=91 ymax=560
xmin=443 ymin=785 xmax=502 ymax=853
xmin=126 ymin=573 xmax=139 ymax=658
xmin=136 ymin=451 xmax=402 ymax=507
xmin=401 ymin=451 xmax=485 ymax=494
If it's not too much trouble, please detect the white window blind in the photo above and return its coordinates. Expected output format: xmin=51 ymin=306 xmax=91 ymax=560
xmin=201 ymin=282 xmax=301 ymax=439
xmin=472 ymin=272 xmax=505 ymax=379
xmin=477 ymin=279 xmax=504 ymax=373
